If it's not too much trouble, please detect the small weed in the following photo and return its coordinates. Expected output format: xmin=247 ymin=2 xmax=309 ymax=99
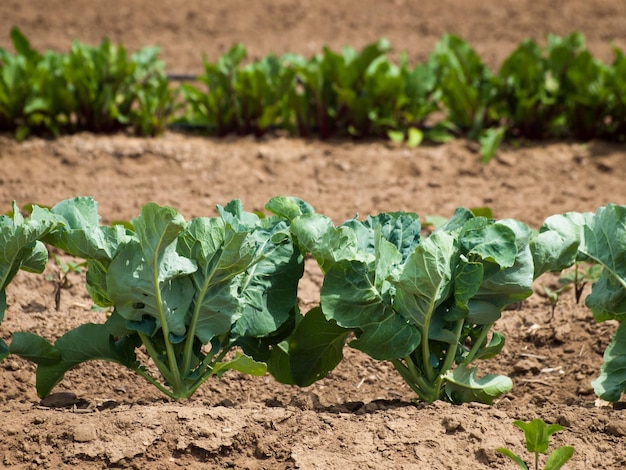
xmin=496 ymin=418 xmax=574 ymax=470
xmin=47 ymin=254 xmax=86 ymax=311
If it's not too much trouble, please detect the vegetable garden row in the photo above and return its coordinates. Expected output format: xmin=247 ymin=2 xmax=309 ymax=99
xmin=1 ymin=196 xmax=625 ymax=404
xmin=3 ymin=28 xmax=626 ymax=159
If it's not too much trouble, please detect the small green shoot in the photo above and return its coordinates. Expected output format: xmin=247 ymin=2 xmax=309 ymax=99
xmin=496 ymin=419 xmax=574 ymax=470
xmin=541 ymin=284 xmax=571 ymax=321
xmin=558 ymin=261 xmax=602 ymax=304
xmin=46 ymin=254 xmax=87 ymax=311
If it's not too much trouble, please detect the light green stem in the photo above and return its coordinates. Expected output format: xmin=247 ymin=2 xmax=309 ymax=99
xmin=138 ymin=331 xmax=176 ymax=385
xmin=464 ymin=323 xmax=491 ymax=366
xmin=151 ymin=269 xmax=184 ymax=395
xmin=432 ymin=319 xmax=465 ymax=398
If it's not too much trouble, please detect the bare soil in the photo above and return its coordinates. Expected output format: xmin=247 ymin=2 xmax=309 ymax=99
xmin=1 ymin=1 xmax=626 ymax=469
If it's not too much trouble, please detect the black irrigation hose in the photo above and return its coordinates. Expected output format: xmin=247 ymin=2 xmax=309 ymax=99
xmin=166 ymin=73 xmax=199 ymax=82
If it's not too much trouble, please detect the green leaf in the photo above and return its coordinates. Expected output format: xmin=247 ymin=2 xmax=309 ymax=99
xmin=33 ymin=323 xmax=137 ymax=397
xmin=234 ymin=223 xmax=304 ymax=338
xmin=269 ymin=306 xmax=350 ymax=386
xmin=444 ymin=364 xmax=512 ymax=404
xmin=343 ymin=212 xmax=421 ymax=262
xmin=1 ymin=202 xmax=61 ymax=322
xmin=472 ymin=219 xmax=535 ymax=307
xmin=9 ymin=332 xmax=61 ymax=365
xmin=406 ymin=127 xmax=424 ymax=148
xmin=579 ymin=205 xmax=626 ymax=322
xmin=290 ymin=213 xmax=359 ymax=272
xmin=106 ymin=203 xmax=197 ymax=338
xmin=107 ymin=240 xmax=196 ymax=338
xmin=10 ymin=27 xmax=39 ymax=62
xmin=394 ymin=230 xmax=458 ymax=329
xmin=495 ymin=447 xmax=529 ymax=470
xmin=591 ymin=322 xmax=626 ymax=402
xmin=265 ymin=196 xmax=315 ymax=221
xmin=212 ymin=351 xmax=266 ymax=378
xmin=323 ymin=259 xmax=418 ymax=360
xmin=479 ymin=127 xmax=505 ymax=163
xmin=387 ymin=129 xmax=405 ymax=143
xmin=177 ymin=217 xmax=253 ymax=343
xmin=545 ymin=446 xmax=575 ymax=470
xmin=471 ymin=331 xmax=506 ymax=361
xmin=513 ymin=419 xmax=565 ymax=454
xmin=530 ymin=211 xmax=591 ymax=278
xmin=47 ymin=197 xmax=130 ymax=262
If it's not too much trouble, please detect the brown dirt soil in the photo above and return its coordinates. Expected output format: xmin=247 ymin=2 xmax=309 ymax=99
xmin=1 ymin=1 xmax=626 ymax=469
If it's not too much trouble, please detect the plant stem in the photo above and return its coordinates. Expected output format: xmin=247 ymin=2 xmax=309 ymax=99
xmin=391 ymin=357 xmax=433 ymax=402
xmin=432 ymin=319 xmax=464 ymax=398
xmin=151 ymin=266 xmax=184 ymax=395
xmin=464 ymin=324 xmax=491 ymax=366
xmin=132 ymin=364 xmax=178 ymax=400
xmin=421 ymin=299 xmax=438 ymax=383
xmin=181 ymin=284 xmax=205 ymax=377
xmin=138 ymin=331 xmax=176 ymax=386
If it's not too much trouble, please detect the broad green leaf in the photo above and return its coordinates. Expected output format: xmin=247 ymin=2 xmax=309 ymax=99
xmin=459 ymin=218 xmax=517 ymax=267
xmin=106 ymin=204 xmax=197 ymax=338
xmin=323 ymin=259 xmax=418 ymax=360
xmin=177 ymin=217 xmax=253 ymax=343
xmin=530 ymin=211 xmax=591 ymax=278
xmin=343 ymin=212 xmax=421 ymax=261
xmin=1 ymin=202 xmax=61 ymax=321
xmin=269 ymin=306 xmax=350 ymax=386
xmin=47 ymin=197 xmax=130 ymax=262
xmin=453 ymin=257 xmax=484 ymax=311
xmin=466 ymin=299 xmax=503 ymax=324
xmin=212 ymin=351 xmax=266 ymax=378
xmin=265 ymin=196 xmax=315 ymax=221
xmin=513 ymin=419 xmax=564 ymax=454
xmin=591 ymin=322 xmax=626 ymax=402
xmin=290 ymin=213 xmax=359 ymax=272
xmin=107 ymin=240 xmax=196 ymax=338
xmin=545 ymin=446 xmax=575 ymax=470
xmin=473 ymin=219 xmax=535 ymax=307
xmin=579 ymin=205 xmax=626 ymax=322
xmin=444 ymin=364 xmax=512 ymax=404
xmin=9 ymin=332 xmax=61 ymax=365
xmin=394 ymin=230 xmax=458 ymax=329
xmin=435 ymin=207 xmax=475 ymax=233
xmin=18 ymin=241 xmax=49 ymax=273
xmin=234 ymin=224 xmax=303 ymax=338
xmin=33 ymin=323 xmax=137 ymax=397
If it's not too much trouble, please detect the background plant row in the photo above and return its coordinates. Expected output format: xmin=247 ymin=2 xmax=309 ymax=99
xmin=1 ymin=197 xmax=625 ymax=404
xmin=2 ymin=28 xmax=626 ymax=159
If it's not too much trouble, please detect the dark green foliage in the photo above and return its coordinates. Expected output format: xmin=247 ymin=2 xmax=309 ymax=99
xmin=4 ymin=28 xmax=626 ymax=152
xmin=0 ymin=27 xmax=175 ymax=139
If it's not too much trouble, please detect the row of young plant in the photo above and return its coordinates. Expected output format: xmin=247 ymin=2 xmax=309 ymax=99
xmin=1 ymin=197 xmax=625 ymax=404
xmin=3 ymin=28 xmax=626 ymax=159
